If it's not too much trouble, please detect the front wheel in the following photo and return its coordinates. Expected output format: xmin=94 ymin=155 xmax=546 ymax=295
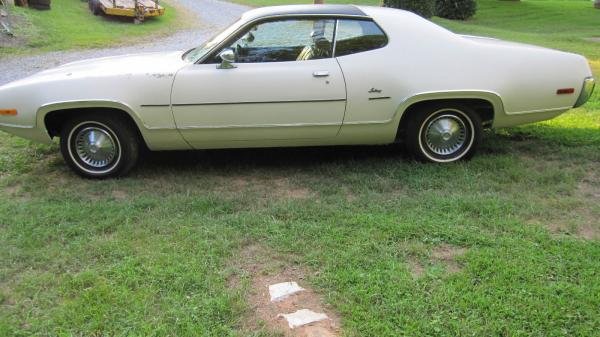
xmin=405 ymin=104 xmax=482 ymax=163
xmin=60 ymin=114 xmax=139 ymax=178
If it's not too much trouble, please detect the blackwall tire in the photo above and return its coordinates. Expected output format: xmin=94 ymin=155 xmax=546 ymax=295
xmin=405 ymin=103 xmax=482 ymax=163
xmin=59 ymin=114 xmax=139 ymax=179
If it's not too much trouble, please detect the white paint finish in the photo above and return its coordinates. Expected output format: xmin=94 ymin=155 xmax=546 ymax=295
xmin=335 ymin=48 xmax=401 ymax=125
xmin=171 ymin=59 xmax=346 ymax=145
xmin=0 ymin=5 xmax=594 ymax=150
xmin=278 ymin=309 xmax=329 ymax=329
xmin=358 ymin=6 xmax=591 ymax=122
xmin=0 ymin=51 xmax=191 ymax=150
xmin=269 ymin=281 xmax=305 ymax=302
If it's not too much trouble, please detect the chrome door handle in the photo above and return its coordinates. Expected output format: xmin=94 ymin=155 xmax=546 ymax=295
xmin=313 ymin=71 xmax=330 ymax=77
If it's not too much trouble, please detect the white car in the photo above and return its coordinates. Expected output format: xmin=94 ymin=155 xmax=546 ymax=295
xmin=0 ymin=5 xmax=595 ymax=178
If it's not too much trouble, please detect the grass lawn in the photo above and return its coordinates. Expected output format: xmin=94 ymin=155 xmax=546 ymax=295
xmin=1 ymin=0 xmax=600 ymax=336
xmin=0 ymin=0 xmax=187 ymax=57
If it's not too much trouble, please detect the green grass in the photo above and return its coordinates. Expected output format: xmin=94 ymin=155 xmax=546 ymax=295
xmin=1 ymin=0 xmax=187 ymax=57
xmin=1 ymin=1 xmax=600 ymax=336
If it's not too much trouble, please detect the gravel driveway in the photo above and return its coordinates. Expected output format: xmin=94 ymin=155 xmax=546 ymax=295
xmin=0 ymin=0 xmax=249 ymax=86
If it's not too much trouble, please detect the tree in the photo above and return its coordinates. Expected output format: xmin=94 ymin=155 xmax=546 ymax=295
xmin=382 ymin=0 xmax=436 ymax=18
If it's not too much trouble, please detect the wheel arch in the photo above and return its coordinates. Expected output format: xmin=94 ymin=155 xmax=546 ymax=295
xmin=394 ymin=91 xmax=504 ymax=141
xmin=38 ymin=101 xmax=149 ymax=148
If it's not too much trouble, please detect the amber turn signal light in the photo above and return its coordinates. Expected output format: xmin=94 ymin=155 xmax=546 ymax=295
xmin=0 ymin=109 xmax=18 ymax=116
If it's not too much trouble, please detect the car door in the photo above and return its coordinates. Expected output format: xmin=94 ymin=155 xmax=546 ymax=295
xmin=171 ymin=18 xmax=346 ymax=147
xmin=333 ymin=19 xmax=395 ymax=126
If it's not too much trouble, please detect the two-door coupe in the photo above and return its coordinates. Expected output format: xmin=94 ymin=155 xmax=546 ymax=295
xmin=0 ymin=5 xmax=595 ymax=178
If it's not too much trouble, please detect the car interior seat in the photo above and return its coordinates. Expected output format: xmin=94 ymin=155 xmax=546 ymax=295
xmin=297 ymin=32 xmax=332 ymax=61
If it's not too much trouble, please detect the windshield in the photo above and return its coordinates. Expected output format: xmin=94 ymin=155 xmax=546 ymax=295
xmin=183 ymin=18 xmax=245 ymax=62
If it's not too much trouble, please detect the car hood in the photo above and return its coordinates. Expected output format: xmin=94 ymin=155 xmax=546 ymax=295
xmin=6 ymin=51 xmax=189 ymax=87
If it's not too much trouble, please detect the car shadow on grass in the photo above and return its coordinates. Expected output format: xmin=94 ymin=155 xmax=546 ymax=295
xmin=127 ymin=130 xmax=555 ymax=177
xmin=137 ymin=144 xmax=412 ymax=173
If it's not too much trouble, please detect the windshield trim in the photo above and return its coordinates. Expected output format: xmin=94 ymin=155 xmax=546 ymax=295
xmin=181 ymin=47 xmax=195 ymax=60
xmin=182 ymin=17 xmax=245 ymax=63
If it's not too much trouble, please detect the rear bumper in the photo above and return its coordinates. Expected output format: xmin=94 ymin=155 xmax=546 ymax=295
xmin=574 ymin=77 xmax=595 ymax=108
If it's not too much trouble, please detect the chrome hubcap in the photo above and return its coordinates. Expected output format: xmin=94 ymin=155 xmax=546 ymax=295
xmin=74 ymin=127 xmax=117 ymax=168
xmin=424 ymin=114 xmax=467 ymax=156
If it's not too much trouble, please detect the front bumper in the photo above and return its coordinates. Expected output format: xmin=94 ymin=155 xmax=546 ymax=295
xmin=574 ymin=77 xmax=595 ymax=108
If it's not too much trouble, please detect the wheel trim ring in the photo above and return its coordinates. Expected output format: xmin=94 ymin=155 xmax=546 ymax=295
xmin=417 ymin=108 xmax=475 ymax=163
xmin=67 ymin=121 xmax=122 ymax=175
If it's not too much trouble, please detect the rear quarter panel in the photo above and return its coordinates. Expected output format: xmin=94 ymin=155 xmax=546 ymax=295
xmin=359 ymin=6 xmax=592 ymax=129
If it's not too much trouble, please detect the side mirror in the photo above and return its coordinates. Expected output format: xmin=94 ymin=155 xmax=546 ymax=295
xmin=217 ymin=49 xmax=236 ymax=69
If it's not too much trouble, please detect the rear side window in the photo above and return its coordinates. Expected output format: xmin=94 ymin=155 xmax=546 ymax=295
xmin=334 ymin=20 xmax=387 ymax=57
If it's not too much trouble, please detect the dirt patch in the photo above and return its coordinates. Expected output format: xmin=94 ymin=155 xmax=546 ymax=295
xmin=431 ymin=244 xmax=467 ymax=261
xmin=230 ymin=244 xmax=341 ymax=337
xmin=1 ymin=182 xmax=30 ymax=202
xmin=431 ymin=244 xmax=467 ymax=273
xmin=535 ymin=211 xmax=599 ymax=241
xmin=3 ymin=183 xmax=20 ymax=196
xmin=522 ymin=171 xmax=600 ymax=241
xmin=541 ymin=172 xmax=600 ymax=240
xmin=409 ymin=244 xmax=468 ymax=278
xmin=341 ymin=186 xmax=357 ymax=202
xmin=578 ymin=172 xmax=600 ymax=200
xmin=111 ymin=189 xmax=128 ymax=200
xmin=0 ymin=288 xmax=14 ymax=306
xmin=407 ymin=258 xmax=425 ymax=278
xmin=231 ymin=177 xmax=249 ymax=190
xmin=218 ymin=176 xmax=314 ymax=200
xmin=272 ymin=178 xmax=312 ymax=199
xmin=577 ymin=224 xmax=600 ymax=240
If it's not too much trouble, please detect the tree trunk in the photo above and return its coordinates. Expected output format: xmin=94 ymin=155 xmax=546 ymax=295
xmin=314 ymin=0 xmax=323 ymax=4
xmin=594 ymin=0 xmax=600 ymax=9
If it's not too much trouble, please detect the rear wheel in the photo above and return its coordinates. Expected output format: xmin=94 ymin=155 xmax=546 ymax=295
xmin=60 ymin=114 xmax=139 ymax=178
xmin=405 ymin=103 xmax=482 ymax=163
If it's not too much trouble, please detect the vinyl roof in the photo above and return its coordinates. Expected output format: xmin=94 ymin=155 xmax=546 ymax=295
xmin=241 ymin=5 xmax=369 ymax=21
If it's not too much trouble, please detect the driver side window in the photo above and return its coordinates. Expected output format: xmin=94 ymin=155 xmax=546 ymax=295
xmin=215 ymin=19 xmax=335 ymax=63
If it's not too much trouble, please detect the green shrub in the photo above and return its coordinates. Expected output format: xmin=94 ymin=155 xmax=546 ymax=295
xmin=435 ymin=0 xmax=477 ymax=20
xmin=382 ymin=0 xmax=436 ymax=18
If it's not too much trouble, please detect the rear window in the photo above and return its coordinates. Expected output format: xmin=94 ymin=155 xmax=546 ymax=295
xmin=334 ymin=20 xmax=387 ymax=57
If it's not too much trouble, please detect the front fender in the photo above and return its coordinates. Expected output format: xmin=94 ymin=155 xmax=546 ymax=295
xmin=35 ymin=100 xmax=191 ymax=151
xmin=36 ymin=100 xmax=147 ymax=131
